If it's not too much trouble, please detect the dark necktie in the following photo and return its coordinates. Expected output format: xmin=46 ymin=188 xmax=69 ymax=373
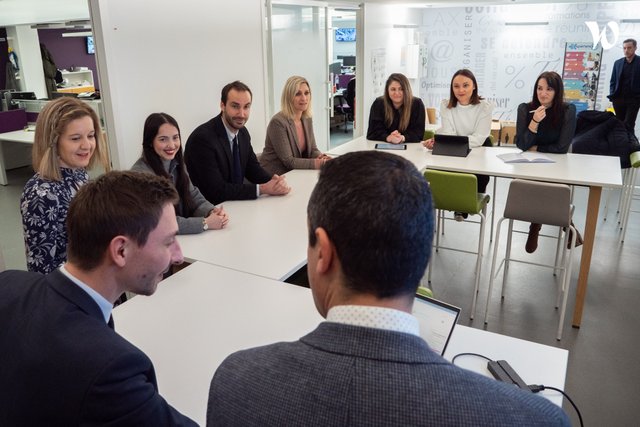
xmin=107 ymin=315 xmax=114 ymax=330
xmin=232 ymin=135 xmax=243 ymax=184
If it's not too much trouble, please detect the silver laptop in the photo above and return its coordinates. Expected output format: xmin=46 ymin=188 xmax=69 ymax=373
xmin=412 ymin=294 xmax=461 ymax=356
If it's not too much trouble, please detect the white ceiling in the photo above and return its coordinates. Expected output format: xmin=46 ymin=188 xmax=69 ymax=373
xmin=0 ymin=0 xmax=634 ymax=27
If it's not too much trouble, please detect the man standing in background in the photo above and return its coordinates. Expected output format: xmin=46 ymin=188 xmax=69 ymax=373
xmin=609 ymin=38 xmax=640 ymax=134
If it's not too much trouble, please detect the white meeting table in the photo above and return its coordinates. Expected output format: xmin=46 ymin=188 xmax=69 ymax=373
xmin=328 ymin=137 xmax=623 ymax=327
xmin=177 ymin=169 xmax=319 ymax=281
xmin=0 ymin=129 xmax=34 ymax=185
xmin=113 ymin=261 xmax=568 ymax=425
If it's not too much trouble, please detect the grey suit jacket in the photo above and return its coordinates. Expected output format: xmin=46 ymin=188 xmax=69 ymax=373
xmin=207 ymin=322 xmax=569 ymax=426
xmin=260 ymin=111 xmax=321 ymax=176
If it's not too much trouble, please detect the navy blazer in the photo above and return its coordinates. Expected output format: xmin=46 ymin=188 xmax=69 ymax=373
xmin=185 ymin=114 xmax=271 ymax=204
xmin=207 ymin=322 xmax=570 ymax=426
xmin=609 ymin=55 xmax=640 ymax=98
xmin=0 ymin=269 xmax=197 ymax=427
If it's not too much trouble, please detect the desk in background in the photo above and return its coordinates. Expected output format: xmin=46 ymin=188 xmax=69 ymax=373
xmin=329 ymin=137 xmax=623 ymax=327
xmin=177 ymin=169 xmax=319 ymax=281
xmin=0 ymin=129 xmax=34 ymax=185
xmin=113 ymin=261 xmax=568 ymax=425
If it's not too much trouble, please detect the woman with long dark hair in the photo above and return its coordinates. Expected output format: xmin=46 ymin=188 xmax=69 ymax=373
xmin=516 ymin=71 xmax=576 ymax=153
xmin=367 ymin=73 xmax=425 ymax=143
xmin=132 ymin=113 xmax=228 ymax=234
xmin=516 ymin=71 xmax=578 ymax=253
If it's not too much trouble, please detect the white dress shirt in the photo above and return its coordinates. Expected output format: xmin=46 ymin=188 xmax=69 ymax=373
xmin=326 ymin=304 xmax=420 ymax=337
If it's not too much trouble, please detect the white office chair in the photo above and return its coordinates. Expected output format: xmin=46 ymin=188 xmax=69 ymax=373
xmin=483 ymin=179 xmax=576 ymax=340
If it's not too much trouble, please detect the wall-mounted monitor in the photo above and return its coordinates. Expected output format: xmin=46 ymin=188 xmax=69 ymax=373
xmin=342 ymin=56 xmax=356 ymax=67
xmin=87 ymin=36 xmax=95 ymax=55
xmin=335 ymin=28 xmax=356 ymax=42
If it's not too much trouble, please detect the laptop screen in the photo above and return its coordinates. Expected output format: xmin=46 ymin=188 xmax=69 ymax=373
xmin=412 ymin=294 xmax=460 ymax=356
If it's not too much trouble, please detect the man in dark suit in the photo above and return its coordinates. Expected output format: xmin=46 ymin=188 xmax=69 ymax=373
xmin=0 ymin=171 xmax=197 ymax=426
xmin=207 ymin=151 xmax=570 ymax=426
xmin=185 ymin=81 xmax=290 ymax=205
xmin=609 ymin=38 xmax=640 ymax=133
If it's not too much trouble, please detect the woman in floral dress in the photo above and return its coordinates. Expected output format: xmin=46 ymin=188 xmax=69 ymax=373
xmin=20 ymin=97 xmax=110 ymax=273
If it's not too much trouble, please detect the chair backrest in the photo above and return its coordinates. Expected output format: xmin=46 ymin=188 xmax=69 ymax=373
xmin=424 ymin=170 xmax=481 ymax=214
xmin=345 ymin=78 xmax=355 ymax=108
xmin=504 ymin=179 xmax=572 ymax=226
xmin=424 ymin=129 xmax=435 ymax=141
xmin=631 ymin=150 xmax=640 ymax=168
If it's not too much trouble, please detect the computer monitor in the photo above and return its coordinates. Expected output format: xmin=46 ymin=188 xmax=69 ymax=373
xmin=342 ymin=56 xmax=356 ymax=67
xmin=10 ymin=91 xmax=37 ymax=100
xmin=52 ymin=92 xmax=79 ymax=99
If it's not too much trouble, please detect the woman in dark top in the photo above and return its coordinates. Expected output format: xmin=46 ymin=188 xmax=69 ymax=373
xmin=367 ymin=73 xmax=425 ymax=143
xmin=516 ymin=71 xmax=576 ymax=153
xmin=516 ymin=71 xmax=578 ymax=253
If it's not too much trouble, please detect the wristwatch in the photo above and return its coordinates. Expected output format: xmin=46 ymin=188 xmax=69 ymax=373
xmin=202 ymin=218 xmax=209 ymax=231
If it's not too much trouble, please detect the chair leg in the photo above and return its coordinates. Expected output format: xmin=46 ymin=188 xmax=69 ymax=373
xmin=620 ymin=168 xmax=637 ymax=243
xmin=502 ymin=219 xmax=514 ymax=299
xmin=602 ymin=186 xmax=612 ymax=221
xmin=435 ymin=210 xmax=442 ymax=252
xmin=490 ymin=177 xmax=497 ymax=243
xmin=553 ymin=226 xmax=563 ymax=276
xmin=618 ymin=169 xmax=630 ymax=220
xmin=429 ymin=210 xmax=441 ymax=284
xmin=618 ymin=170 xmax=628 ymax=228
xmin=557 ymin=225 xmax=577 ymax=340
xmin=556 ymin=229 xmax=570 ymax=309
xmin=484 ymin=217 xmax=506 ymax=324
xmin=470 ymin=211 xmax=486 ymax=320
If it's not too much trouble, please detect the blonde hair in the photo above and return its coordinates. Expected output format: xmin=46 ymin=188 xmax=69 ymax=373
xmin=32 ymin=97 xmax=111 ymax=181
xmin=280 ymin=76 xmax=312 ymax=120
xmin=383 ymin=73 xmax=413 ymax=133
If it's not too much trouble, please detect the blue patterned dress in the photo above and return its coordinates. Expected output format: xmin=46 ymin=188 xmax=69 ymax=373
xmin=20 ymin=168 xmax=89 ymax=274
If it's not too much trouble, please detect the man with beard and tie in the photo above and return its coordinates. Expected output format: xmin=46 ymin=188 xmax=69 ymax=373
xmin=185 ymin=81 xmax=290 ymax=205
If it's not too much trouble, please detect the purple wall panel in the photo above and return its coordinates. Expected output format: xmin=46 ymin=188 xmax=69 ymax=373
xmin=0 ymin=109 xmax=27 ymax=132
xmin=37 ymin=29 xmax=99 ymax=90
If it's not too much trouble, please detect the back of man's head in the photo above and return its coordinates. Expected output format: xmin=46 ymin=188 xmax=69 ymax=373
xmin=307 ymin=151 xmax=434 ymax=298
xmin=66 ymin=171 xmax=178 ymax=271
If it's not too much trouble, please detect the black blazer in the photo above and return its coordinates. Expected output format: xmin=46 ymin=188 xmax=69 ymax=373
xmin=609 ymin=55 xmax=640 ymax=99
xmin=185 ymin=114 xmax=271 ymax=204
xmin=0 ymin=269 xmax=196 ymax=427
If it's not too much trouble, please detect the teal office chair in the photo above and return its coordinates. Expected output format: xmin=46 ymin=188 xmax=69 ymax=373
xmin=483 ymin=179 xmax=576 ymax=340
xmin=424 ymin=170 xmax=490 ymax=319
xmin=620 ymin=151 xmax=640 ymax=243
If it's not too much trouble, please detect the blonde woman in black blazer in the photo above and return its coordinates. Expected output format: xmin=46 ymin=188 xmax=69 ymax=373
xmin=260 ymin=76 xmax=331 ymax=175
